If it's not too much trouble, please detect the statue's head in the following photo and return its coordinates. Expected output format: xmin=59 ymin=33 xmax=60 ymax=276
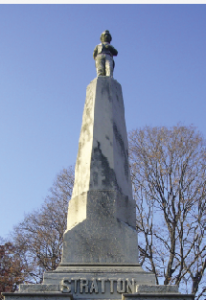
xmin=100 ymin=30 xmax=112 ymax=43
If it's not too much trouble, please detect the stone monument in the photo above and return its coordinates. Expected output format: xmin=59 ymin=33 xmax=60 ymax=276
xmin=2 ymin=31 xmax=194 ymax=300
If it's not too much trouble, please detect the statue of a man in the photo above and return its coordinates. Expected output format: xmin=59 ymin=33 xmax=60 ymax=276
xmin=93 ymin=30 xmax=118 ymax=77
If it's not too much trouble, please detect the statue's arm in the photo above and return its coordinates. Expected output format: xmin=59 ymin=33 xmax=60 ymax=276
xmin=106 ymin=45 xmax=118 ymax=56
xmin=93 ymin=46 xmax=98 ymax=60
xmin=111 ymin=46 xmax=118 ymax=56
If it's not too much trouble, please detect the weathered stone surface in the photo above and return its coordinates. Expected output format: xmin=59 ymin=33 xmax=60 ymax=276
xmin=136 ymin=285 xmax=179 ymax=293
xmin=62 ymin=191 xmax=138 ymax=264
xmin=70 ymin=77 xmax=133 ymax=202
xmin=122 ymin=285 xmax=194 ymax=300
xmin=12 ymin=265 xmax=156 ymax=299
xmin=62 ymin=77 xmax=138 ymax=265
xmin=40 ymin=265 xmax=156 ymax=299
xmin=19 ymin=285 xmax=60 ymax=292
xmin=2 ymin=293 xmax=73 ymax=300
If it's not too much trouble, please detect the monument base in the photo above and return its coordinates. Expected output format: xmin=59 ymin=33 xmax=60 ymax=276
xmin=3 ymin=264 xmax=194 ymax=300
xmin=3 ymin=283 xmax=194 ymax=300
xmin=18 ymin=264 xmax=155 ymax=297
xmin=2 ymin=291 xmax=193 ymax=300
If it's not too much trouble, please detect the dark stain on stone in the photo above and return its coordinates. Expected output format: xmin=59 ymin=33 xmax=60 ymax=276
xmin=93 ymin=171 xmax=98 ymax=186
xmin=88 ymin=191 xmax=114 ymax=219
xmin=91 ymin=141 xmax=122 ymax=193
xmin=113 ymin=122 xmax=129 ymax=179
xmin=125 ymin=195 xmax=129 ymax=204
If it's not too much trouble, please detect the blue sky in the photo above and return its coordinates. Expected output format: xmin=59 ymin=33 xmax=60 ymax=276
xmin=0 ymin=4 xmax=206 ymax=239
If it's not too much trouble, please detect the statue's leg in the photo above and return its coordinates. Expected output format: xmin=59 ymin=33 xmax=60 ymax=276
xmin=105 ymin=55 xmax=113 ymax=77
xmin=95 ymin=55 xmax=105 ymax=76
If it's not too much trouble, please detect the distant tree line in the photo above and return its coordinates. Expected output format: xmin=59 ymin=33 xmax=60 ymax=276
xmin=1 ymin=125 xmax=206 ymax=300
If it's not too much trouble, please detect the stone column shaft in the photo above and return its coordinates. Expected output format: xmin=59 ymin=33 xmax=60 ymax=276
xmin=61 ymin=77 xmax=138 ymax=264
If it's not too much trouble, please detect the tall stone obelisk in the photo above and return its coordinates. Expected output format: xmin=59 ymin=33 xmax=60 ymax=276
xmin=61 ymin=76 xmax=138 ymax=265
xmin=60 ymin=30 xmax=138 ymax=265
xmin=2 ymin=30 xmax=194 ymax=300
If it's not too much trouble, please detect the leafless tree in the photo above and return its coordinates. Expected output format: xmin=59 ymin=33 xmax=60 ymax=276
xmin=13 ymin=166 xmax=74 ymax=283
xmin=129 ymin=125 xmax=206 ymax=299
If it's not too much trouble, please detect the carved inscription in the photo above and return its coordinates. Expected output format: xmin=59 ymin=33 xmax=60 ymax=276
xmin=61 ymin=278 xmax=136 ymax=294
